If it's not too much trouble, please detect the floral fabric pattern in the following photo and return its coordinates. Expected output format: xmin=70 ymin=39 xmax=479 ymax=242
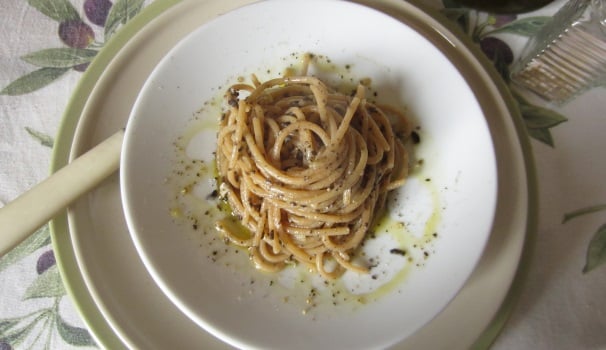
xmin=1 ymin=0 xmax=146 ymax=349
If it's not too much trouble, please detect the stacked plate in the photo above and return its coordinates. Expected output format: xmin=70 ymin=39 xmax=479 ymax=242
xmin=51 ymin=0 xmax=536 ymax=349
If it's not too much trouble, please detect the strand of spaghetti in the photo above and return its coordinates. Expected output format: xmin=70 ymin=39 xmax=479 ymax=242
xmin=258 ymin=238 xmax=289 ymax=263
xmin=330 ymin=85 xmax=363 ymax=146
xmin=277 ymin=229 xmax=314 ymax=266
xmin=315 ymin=252 xmax=342 ymax=280
xmin=252 ymin=201 xmax=267 ymax=247
xmin=251 ymin=245 xmax=283 ymax=272
xmin=251 ymin=74 xmax=261 ymax=87
xmin=363 ymin=103 xmax=392 ymax=151
xmin=252 ymin=115 xmax=265 ymax=154
xmin=387 ymin=144 xmax=409 ymax=190
xmin=239 ymin=180 xmax=261 ymax=226
xmin=285 ymin=226 xmax=350 ymax=237
xmin=267 ymin=204 xmax=282 ymax=253
xmin=332 ymin=252 xmax=368 ymax=274
xmin=309 ymin=83 xmax=330 ymax=125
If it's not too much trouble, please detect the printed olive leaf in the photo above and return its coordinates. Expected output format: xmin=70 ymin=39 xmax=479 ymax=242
xmin=563 ymin=204 xmax=606 ymax=223
xmin=526 ymin=127 xmax=554 ymax=146
xmin=488 ymin=16 xmax=551 ymax=36
xmin=514 ymin=92 xmax=567 ymax=146
xmin=562 ymin=204 xmax=606 ymax=273
xmin=27 ymin=0 xmax=80 ymax=22
xmin=21 ymin=48 xmax=98 ymax=69
xmin=0 ymin=225 xmax=50 ymax=274
xmin=519 ymin=103 xmax=568 ymax=128
xmin=25 ymin=127 xmax=54 ymax=148
xmin=0 ymin=67 xmax=70 ymax=96
xmin=23 ymin=264 xmax=66 ymax=300
xmin=0 ymin=318 xmax=21 ymax=334
xmin=583 ymin=223 xmax=606 ymax=273
xmin=0 ymin=322 xmax=33 ymax=347
xmin=56 ymin=313 xmax=96 ymax=347
xmin=105 ymin=0 xmax=145 ymax=40
xmin=0 ymin=310 xmax=51 ymax=348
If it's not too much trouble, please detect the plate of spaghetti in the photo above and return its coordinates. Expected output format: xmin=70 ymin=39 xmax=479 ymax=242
xmin=120 ymin=0 xmax=498 ymax=349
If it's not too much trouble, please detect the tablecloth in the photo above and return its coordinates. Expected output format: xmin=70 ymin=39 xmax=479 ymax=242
xmin=0 ymin=0 xmax=605 ymax=349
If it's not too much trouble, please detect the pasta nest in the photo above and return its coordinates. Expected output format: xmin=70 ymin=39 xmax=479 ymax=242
xmin=216 ymin=76 xmax=410 ymax=279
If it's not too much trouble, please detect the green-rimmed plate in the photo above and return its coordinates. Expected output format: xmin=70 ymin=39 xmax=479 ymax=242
xmin=50 ymin=0 xmax=537 ymax=349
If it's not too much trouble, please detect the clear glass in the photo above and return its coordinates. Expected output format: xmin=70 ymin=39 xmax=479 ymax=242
xmin=511 ymin=0 xmax=606 ymax=105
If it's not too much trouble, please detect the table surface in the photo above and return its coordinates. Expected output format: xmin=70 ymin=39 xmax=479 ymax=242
xmin=1 ymin=0 xmax=605 ymax=349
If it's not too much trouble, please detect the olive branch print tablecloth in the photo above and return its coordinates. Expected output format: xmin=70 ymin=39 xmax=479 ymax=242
xmin=1 ymin=0 xmax=605 ymax=349
xmin=1 ymin=1 xmax=147 ymax=349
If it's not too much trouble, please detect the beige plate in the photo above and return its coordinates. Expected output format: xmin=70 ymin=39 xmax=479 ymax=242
xmin=50 ymin=0 xmax=537 ymax=349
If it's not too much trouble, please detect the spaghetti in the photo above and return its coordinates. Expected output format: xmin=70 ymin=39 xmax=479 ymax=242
xmin=215 ymin=68 xmax=411 ymax=280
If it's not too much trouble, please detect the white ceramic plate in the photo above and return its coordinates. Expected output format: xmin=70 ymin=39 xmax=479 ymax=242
xmin=121 ymin=1 xmax=498 ymax=349
xmin=51 ymin=0 xmax=535 ymax=349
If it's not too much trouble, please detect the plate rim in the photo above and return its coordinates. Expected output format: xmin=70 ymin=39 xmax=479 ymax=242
xmin=444 ymin=14 xmax=539 ymax=350
xmin=49 ymin=0 xmax=181 ymax=348
xmin=122 ymin=1 xmax=501 ymax=347
xmin=428 ymin=6 xmax=539 ymax=348
xmin=49 ymin=0 xmax=538 ymax=349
